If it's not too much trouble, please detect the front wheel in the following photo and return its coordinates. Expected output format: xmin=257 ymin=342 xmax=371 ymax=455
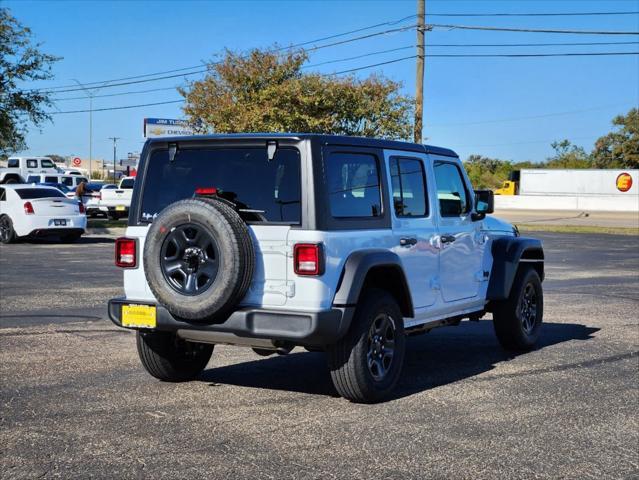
xmin=136 ymin=331 xmax=213 ymax=381
xmin=493 ymin=266 xmax=543 ymax=351
xmin=327 ymin=289 xmax=405 ymax=403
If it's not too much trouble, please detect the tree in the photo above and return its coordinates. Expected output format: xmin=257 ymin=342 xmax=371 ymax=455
xmin=591 ymin=108 xmax=639 ymax=169
xmin=0 ymin=8 xmax=60 ymax=157
xmin=463 ymin=155 xmax=513 ymax=189
xmin=546 ymin=139 xmax=592 ymax=169
xmin=45 ymin=153 xmax=65 ymax=164
xmin=179 ymin=48 xmax=413 ymax=140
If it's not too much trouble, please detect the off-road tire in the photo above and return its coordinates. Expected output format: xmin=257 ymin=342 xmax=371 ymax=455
xmin=493 ymin=266 xmax=543 ymax=351
xmin=0 ymin=216 xmax=16 ymax=244
xmin=136 ymin=331 xmax=213 ymax=381
xmin=144 ymin=197 xmax=254 ymax=322
xmin=327 ymin=289 xmax=405 ymax=403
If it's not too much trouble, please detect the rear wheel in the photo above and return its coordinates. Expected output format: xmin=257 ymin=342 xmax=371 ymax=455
xmin=0 ymin=216 xmax=16 ymax=244
xmin=493 ymin=266 xmax=543 ymax=351
xmin=136 ymin=331 xmax=213 ymax=381
xmin=327 ymin=289 xmax=405 ymax=403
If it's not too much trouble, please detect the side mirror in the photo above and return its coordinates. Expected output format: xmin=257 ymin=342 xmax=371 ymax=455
xmin=472 ymin=189 xmax=494 ymax=221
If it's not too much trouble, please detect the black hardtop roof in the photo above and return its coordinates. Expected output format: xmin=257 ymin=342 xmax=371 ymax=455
xmin=146 ymin=133 xmax=458 ymax=158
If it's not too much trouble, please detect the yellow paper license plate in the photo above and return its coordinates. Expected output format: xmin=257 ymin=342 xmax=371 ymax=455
xmin=116 ymin=205 xmax=126 ymax=211
xmin=122 ymin=304 xmax=157 ymax=328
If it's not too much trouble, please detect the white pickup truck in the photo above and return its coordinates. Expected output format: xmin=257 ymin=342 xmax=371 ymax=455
xmin=99 ymin=176 xmax=135 ymax=219
xmin=0 ymin=157 xmax=59 ymax=184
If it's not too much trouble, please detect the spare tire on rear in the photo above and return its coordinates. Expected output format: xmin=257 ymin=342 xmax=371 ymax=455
xmin=143 ymin=197 xmax=254 ymax=322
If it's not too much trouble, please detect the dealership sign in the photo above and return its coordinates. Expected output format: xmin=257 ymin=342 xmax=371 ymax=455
xmin=144 ymin=118 xmax=193 ymax=138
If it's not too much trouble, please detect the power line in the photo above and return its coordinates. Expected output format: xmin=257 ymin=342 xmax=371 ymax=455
xmin=425 ymin=51 xmax=639 ymax=57
xmin=425 ymin=40 xmax=639 ymax=47
xmin=31 ymin=16 xmax=419 ymax=93
xmin=428 ymin=11 xmax=639 ymax=17
xmin=429 ymin=23 xmax=639 ymax=35
xmin=49 ymin=99 xmax=184 ymax=115
xmin=427 ymin=103 xmax=633 ymax=126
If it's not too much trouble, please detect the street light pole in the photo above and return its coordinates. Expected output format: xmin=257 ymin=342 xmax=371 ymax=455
xmin=109 ymin=137 xmax=120 ymax=184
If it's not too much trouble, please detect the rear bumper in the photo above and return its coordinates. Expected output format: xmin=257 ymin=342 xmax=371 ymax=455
xmin=27 ymin=227 xmax=84 ymax=238
xmin=107 ymin=297 xmax=354 ymax=347
xmin=15 ymin=215 xmax=86 ymax=236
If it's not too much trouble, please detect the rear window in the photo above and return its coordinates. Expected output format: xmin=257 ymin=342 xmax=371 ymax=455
xmin=119 ymin=178 xmax=135 ymax=189
xmin=7 ymin=159 xmax=19 ymax=168
xmin=15 ymin=188 xmax=66 ymax=199
xmin=140 ymin=147 xmax=301 ymax=224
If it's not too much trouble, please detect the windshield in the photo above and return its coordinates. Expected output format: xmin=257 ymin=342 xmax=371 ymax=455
xmin=140 ymin=147 xmax=301 ymax=223
xmin=15 ymin=188 xmax=66 ymax=199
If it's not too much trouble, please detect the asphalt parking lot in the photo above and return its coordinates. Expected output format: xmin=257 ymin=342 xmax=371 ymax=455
xmin=1 ymin=232 xmax=637 ymax=479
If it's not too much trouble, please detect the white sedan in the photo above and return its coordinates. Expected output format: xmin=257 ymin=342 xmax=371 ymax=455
xmin=0 ymin=185 xmax=87 ymax=243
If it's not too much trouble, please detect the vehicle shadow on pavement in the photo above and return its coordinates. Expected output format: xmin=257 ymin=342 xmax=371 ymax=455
xmin=17 ymin=236 xmax=115 ymax=245
xmin=199 ymin=320 xmax=599 ymax=401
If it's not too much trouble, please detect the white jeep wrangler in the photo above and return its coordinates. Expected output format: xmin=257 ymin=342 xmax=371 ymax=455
xmin=108 ymin=134 xmax=544 ymax=403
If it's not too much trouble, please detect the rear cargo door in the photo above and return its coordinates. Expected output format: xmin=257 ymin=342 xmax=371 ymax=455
xmin=137 ymin=144 xmax=302 ymax=307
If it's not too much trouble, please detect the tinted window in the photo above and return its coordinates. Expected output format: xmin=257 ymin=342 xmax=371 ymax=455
xmin=45 ymin=176 xmax=59 ymax=183
xmin=433 ymin=161 xmax=470 ymax=217
xmin=27 ymin=160 xmax=38 ymax=168
xmin=61 ymin=177 xmax=73 ymax=186
xmin=327 ymin=152 xmax=381 ymax=218
xmin=140 ymin=147 xmax=301 ymax=223
xmin=41 ymin=159 xmax=55 ymax=168
xmin=390 ymin=157 xmax=427 ymax=217
xmin=15 ymin=188 xmax=66 ymax=199
xmin=27 ymin=175 xmax=40 ymax=183
xmin=7 ymin=159 xmax=19 ymax=168
xmin=119 ymin=178 xmax=135 ymax=189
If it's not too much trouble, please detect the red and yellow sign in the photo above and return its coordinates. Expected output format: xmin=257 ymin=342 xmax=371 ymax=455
xmin=616 ymin=172 xmax=633 ymax=192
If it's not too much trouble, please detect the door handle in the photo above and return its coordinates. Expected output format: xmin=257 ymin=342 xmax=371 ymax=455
xmin=400 ymin=237 xmax=417 ymax=247
xmin=440 ymin=234 xmax=456 ymax=244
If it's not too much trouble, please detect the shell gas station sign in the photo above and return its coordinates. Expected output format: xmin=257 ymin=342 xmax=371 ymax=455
xmin=144 ymin=118 xmax=193 ymax=138
xmin=616 ymin=172 xmax=633 ymax=192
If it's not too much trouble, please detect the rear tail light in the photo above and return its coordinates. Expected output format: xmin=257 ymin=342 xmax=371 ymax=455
xmin=294 ymin=243 xmax=323 ymax=276
xmin=115 ymin=237 xmax=137 ymax=268
xmin=23 ymin=202 xmax=34 ymax=215
xmin=195 ymin=187 xmax=218 ymax=196
xmin=78 ymin=202 xmax=86 ymax=214
xmin=97 ymin=192 xmax=102 ymax=200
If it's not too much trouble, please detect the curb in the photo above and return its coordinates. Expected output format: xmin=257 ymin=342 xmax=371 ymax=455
xmin=86 ymin=227 xmax=126 ymax=236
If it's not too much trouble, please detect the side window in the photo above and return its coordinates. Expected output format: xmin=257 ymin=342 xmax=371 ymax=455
xmin=27 ymin=159 xmax=38 ymax=169
xmin=7 ymin=159 xmax=19 ymax=168
xmin=61 ymin=177 xmax=73 ymax=187
xmin=433 ymin=161 xmax=470 ymax=217
xmin=45 ymin=176 xmax=59 ymax=183
xmin=327 ymin=152 xmax=381 ymax=218
xmin=0 ymin=188 xmax=5 ymax=201
xmin=390 ymin=157 xmax=428 ymax=217
xmin=40 ymin=159 xmax=55 ymax=168
xmin=27 ymin=176 xmax=40 ymax=183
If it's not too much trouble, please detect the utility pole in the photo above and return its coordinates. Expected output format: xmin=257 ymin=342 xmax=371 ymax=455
xmin=414 ymin=0 xmax=425 ymax=144
xmin=109 ymin=137 xmax=120 ymax=184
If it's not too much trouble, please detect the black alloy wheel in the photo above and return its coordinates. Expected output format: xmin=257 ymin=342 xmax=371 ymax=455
xmin=160 ymin=224 xmax=220 ymax=296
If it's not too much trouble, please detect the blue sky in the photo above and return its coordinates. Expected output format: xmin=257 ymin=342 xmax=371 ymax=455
xmin=7 ymin=0 xmax=639 ymax=163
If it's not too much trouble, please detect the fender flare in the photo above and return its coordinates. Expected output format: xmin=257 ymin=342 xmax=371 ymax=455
xmin=487 ymin=237 xmax=544 ymax=301
xmin=332 ymin=249 xmax=414 ymax=317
